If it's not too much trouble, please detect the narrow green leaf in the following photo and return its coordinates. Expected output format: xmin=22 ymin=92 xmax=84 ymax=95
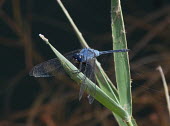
xmin=111 ymin=0 xmax=132 ymax=115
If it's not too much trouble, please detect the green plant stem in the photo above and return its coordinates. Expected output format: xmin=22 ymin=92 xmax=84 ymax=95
xmin=127 ymin=121 xmax=133 ymax=126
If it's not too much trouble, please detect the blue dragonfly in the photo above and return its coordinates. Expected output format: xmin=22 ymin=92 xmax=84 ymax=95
xmin=30 ymin=48 xmax=129 ymax=104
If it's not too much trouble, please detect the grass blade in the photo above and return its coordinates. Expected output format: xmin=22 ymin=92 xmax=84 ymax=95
xmin=157 ymin=66 xmax=170 ymax=118
xmin=111 ymin=0 xmax=132 ymax=115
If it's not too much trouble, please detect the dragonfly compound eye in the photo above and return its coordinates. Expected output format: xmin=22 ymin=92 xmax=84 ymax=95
xmin=73 ymin=53 xmax=82 ymax=62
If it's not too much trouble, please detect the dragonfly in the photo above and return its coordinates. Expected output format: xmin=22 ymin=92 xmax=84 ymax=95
xmin=29 ymin=48 xmax=129 ymax=104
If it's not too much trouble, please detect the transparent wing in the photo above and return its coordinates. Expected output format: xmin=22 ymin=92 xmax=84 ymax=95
xmin=79 ymin=63 xmax=88 ymax=101
xmin=29 ymin=49 xmax=81 ymax=77
xmin=29 ymin=58 xmax=61 ymax=77
xmin=79 ymin=58 xmax=97 ymax=104
xmin=86 ymin=59 xmax=96 ymax=104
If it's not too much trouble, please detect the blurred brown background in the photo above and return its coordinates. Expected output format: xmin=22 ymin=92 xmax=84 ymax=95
xmin=0 ymin=0 xmax=170 ymax=126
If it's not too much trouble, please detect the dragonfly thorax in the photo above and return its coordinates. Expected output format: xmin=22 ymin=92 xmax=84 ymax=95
xmin=73 ymin=48 xmax=100 ymax=63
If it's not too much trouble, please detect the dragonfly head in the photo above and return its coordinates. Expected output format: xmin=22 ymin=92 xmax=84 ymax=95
xmin=73 ymin=53 xmax=82 ymax=62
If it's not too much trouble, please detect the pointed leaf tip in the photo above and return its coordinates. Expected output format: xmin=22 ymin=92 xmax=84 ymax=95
xmin=39 ymin=34 xmax=49 ymax=44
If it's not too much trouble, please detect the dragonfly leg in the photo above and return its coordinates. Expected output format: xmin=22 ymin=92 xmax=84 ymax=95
xmin=72 ymin=62 xmax=83 ymax=74
xmin=72 ymin=70 xmax=80 ymax=74
xmin=87 ymin=95 xmax=94 ymax=104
